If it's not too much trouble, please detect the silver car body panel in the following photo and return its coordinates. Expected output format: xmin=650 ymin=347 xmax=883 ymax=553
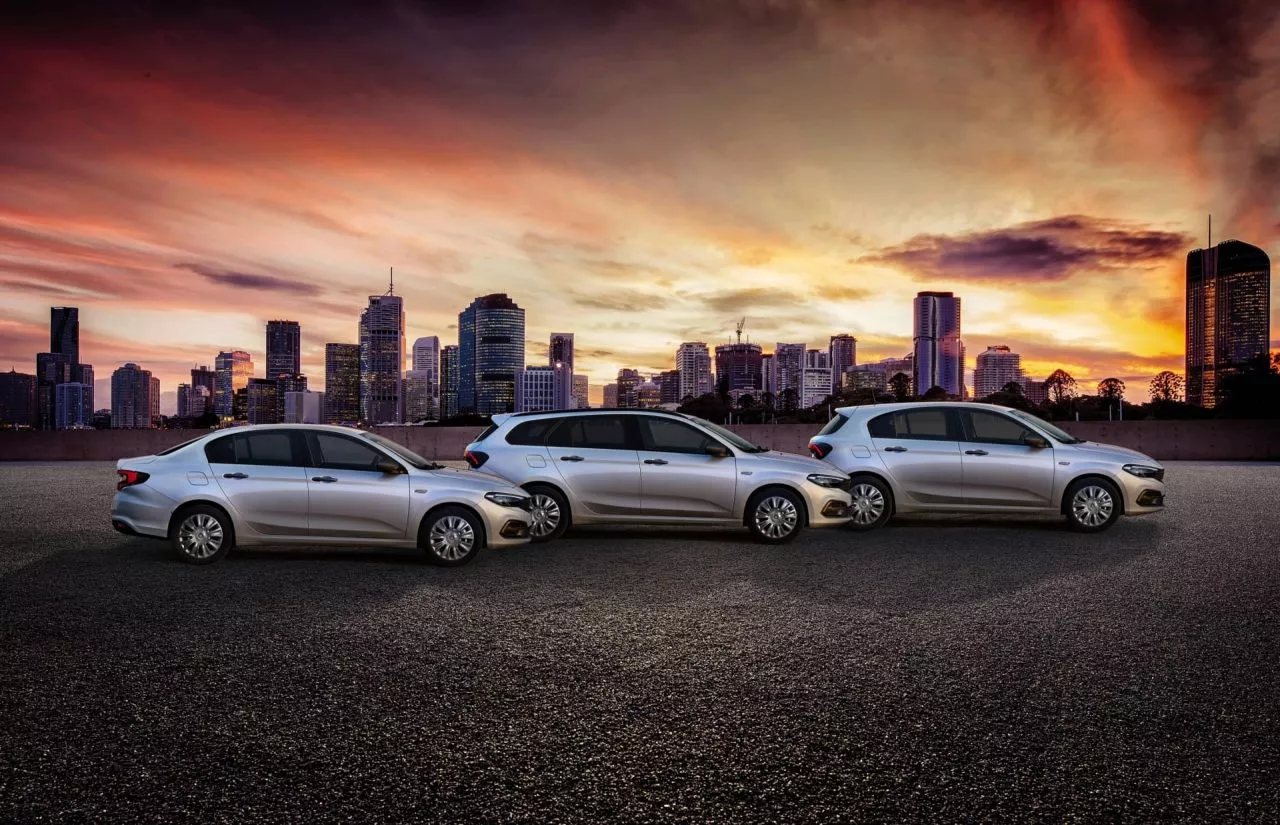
xmin=810 ymin=402 xmax=1166 ymax=517
xmin=467 ymin=410 xmax=852 ymax=529
xmin=111 ymin=425 xmax=533 ymax=549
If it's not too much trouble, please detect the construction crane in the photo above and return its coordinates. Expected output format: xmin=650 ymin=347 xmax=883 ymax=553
xmin=734 ymin=317 xmax=747 ymax=344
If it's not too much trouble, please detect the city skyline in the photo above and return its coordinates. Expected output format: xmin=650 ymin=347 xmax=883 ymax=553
xmin=3 ymin=2 xmax=1280 ymax=411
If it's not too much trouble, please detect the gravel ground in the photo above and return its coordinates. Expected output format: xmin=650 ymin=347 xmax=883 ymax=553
xmin=1 ymin=461 xmax=1278 ymax=823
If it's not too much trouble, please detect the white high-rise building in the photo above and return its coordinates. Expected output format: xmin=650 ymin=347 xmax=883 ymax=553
xmin=973 ymin=346 xmax=1024 ymax=398
xmin=675 ymin=342 xmax=713 ymax=401
xmin=411 ymin=336 xmax=441 ymax=418
xmin=360 ymin=291 xmax=405 ymax=424
xmin=800 ymin=368 xmax=831 ymax=408
xmin=516 ymin=365 xmax=573 ymax=412
xmin=913 ymin=292 xmax=965 ymax=398
xmin=284 ymin=390 xmax=325 ymax=424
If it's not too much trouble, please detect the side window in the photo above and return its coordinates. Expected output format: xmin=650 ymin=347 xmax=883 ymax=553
xmin=817 ymin=414 xmax=848 ymax=436
xmin=892 ymin=409 xmax=953 ymax=441
xmin=640 ymin=417 xmax=721 ymax=454
xmin=507 ymin=419 xmax=559 ymax=446
xmin=237 ymin=431 xmax=299 ymax=466
xmin=204 ymin=435 xmax=237 ymax=464
xmin=309 ymin=432 xmax=388 ymax=471
xmin=547 ymin=415 xmax=632 ymax=450
xmin=867 ymin=413 xmax=895 ymax=438
xmin=965 ymin=411 xmax=1037 ymax=445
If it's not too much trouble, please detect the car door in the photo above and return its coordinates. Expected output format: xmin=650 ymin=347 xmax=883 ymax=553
xmin=546 ymin=414 xmax=642 ymax=516
xmin=303 ymin=430 xmax=411 ymax=540
xmin=207 ymin=430 xmax=310 ymax=537
xmin=958 ymin=409 xmax=1056 ymax=507
xmin=868 ymin=407 xmax=965 ymax=506
xmin=636 ymin=415 xmax=737 ymax=520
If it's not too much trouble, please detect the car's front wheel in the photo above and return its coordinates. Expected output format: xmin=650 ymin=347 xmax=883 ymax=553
xmin=847 ymin=475 xmax=893 ymax=531
xmin=1065 ymin=478 xmax=1122 ymax=532
xmin=170 ymin=505 xmax=234 ymax=565
xmin=420 ymin=506 xmax=484 ymax=566
xmin=747 ymin=488 xmax=804 ymax=544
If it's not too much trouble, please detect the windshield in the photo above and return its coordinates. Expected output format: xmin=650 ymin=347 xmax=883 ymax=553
xmin=1007 ymin=409 xmax=1082 ymax=444
xmin=361 ymin=432 xmax=443 ymax=469
xmin=688 ymin=417 xmax=767 ymax=453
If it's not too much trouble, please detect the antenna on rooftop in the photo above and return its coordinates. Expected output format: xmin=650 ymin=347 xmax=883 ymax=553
xmin=388 ymin=266 xmax=395 ymax=296
xmin=1208 ymin=214 xmax=1212 ymax=247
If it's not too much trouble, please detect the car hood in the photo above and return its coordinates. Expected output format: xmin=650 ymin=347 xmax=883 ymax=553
xmin=420 ymin=465 xmax=525 ymax=493
xmin=739 ymin=449 xmax=842 ymax=475
xmin=1067 ymin=440 xmax=1161 ymax=466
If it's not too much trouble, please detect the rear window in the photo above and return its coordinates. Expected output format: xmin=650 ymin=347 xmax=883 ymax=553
xmin=507 ymin=418 xmax=559 ymax=445
xmin=204 ymin=435 xmax=236 ymax=464
xmin=817 ymin=414 xmax=848 ymax=436
xmin=157 ymin=436 xmax=205 ymax=456
xmin=473 ymin=424 xmax=499 ymax=443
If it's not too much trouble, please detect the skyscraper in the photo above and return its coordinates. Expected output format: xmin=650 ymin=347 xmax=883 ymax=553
xmin=274 ymin=373 xmax=307 ymax=423
xmin=658 ymin=369 xmax=682 ymax=405
xmin=55 ymin=382 xmax=88 ymax=429
xmin=214 ymin=350 xmax=253 ymax=417
xmin=403 ymin=369 xmax=435 ymax=422
xmin=176 ymin=383 xmax=191 ymax=418
xmin=50 ymin=307 xmax=78 ymax=367
xmin=457 ymin=293 xmax=525 ymax=415
xmin=0 ymin=370 xmax=36 ymax=428
xmin=801 ymin=349 xmax=832 ymax=407
xmin=1186 ymin=239 xmax=1271 ymax=408
xmin=602 ymin=383 xmax=618 ymax=407
xmin=572 ymin=374 xmax=589 ymax=409
xmin=774 ymin=343 xmax=806 ymax=398
xmin=359 ymin=292 xmax=405 ymax=424
xmin=829 ymin=334 xmax=857 ymax=391
xmin=516 ymin=365 xmax=573 ymax=412
xmin=973 ymin=346 xmax=1024 ymax=398
xmin=74 ymin=363 xmax=93 ymax=423
xmin=676 ymin=342 xmax=713 ymax=401
xmin=265 ymin=320 xmax=302 ymax=379
xmin=549 ymin=332 xmax=575 ymax=371
xmin=285 ymin=391 xmax=325 ymax=424
xmin=324 ymin=343 xmax=360 ymax=425
xmin=34 ymin=351 xmax=70 ymax=430
xmin=150 ymin=375 xmax=160 ymax=425
xmin=761 ymin=353 xmax=778 ymax=396
xmin=615 ymin=368 xmax=642 ymax=408
xmin=411 ymin=336 xmax=441 ymax=419
xmin=111 ymin=363 xmax=153 ymax=429
xmin=246 ymin=378 xmax=279 ymax=425
xmin=715 ymin=343 xmax=763 ymax=393
xmin=440 ymin=345 xmax=460 ymax=419
xmin=913 ymin=291 xmax=965 ymax=398
xmin=190 ymin=365 xmax=216 ymax=415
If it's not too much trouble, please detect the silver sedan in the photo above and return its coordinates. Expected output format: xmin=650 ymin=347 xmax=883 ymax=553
xmin=111 ymin=424 xmax=533 ymax=565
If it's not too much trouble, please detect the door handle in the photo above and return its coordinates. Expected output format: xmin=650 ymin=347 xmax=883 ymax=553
xmin=559 ymin=455 xmax=585 ymax=462
xmin=222 ymin=472 xmax=248 ymax=479
xmin=311 ymin=475 xmax=338 ymax=483
xmin=964 ymin=449 xmax=989 ymax=456
xmin=643 ymin=458 xmax=669 ymax=465
xmin=882 ymin=446 xmax=908 ymax=453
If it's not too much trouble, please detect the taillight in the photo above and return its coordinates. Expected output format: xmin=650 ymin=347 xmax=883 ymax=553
xmin=116 ymin=470 xmax=150 ymax=491
xmin=464 ymin=450 xmax=489 ymax=469
xmin=809 ymin=442 xmax=832 ymax=460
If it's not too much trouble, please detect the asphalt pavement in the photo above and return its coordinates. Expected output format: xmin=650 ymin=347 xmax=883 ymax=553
xmin=1 ymin=461 xmax=1277 ymax=823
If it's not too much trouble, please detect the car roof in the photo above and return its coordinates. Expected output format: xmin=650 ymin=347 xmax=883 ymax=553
xmin=833 ymin=401 xmax=1018 ymax=418
xmin=493 ymin=408 xmax=693 ymax=425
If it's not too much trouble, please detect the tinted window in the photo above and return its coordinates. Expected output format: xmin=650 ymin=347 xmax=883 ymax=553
xmin=309 ymin=432 xmax=388 ymax=471
xmin=474 ymin=424 xmax=499 ymax=442
xmin=204 ymin=435 xmax=236 ymax=464
xmin=507 ymin=419 xmax=558 ymax=446
xmin=867 ymin=413 xmax=895 ymax=438
xmin=867 ymin=409 xmax=955 ymax=440
xmin=547 ymin=415 xmax=632 ymax=450
xmin=158 ymin=436 xmax=205 ymax=456
xmin=640 ymin=417 xmax=721 ymax=454
xmin=965 ymin=411 xmax=1036 ymax=445
xmin=818 ymin=414 xmax=848 ymax=436
xmin=238 ymin=431 xmax=298 ymax=466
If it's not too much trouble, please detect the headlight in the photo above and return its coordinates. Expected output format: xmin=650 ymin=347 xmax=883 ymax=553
xmin=807 ymin=473 xmax=850 ymax=489
xmin=485 ymin=492 xmax=532 ymax=509
xmin=1123 ymin=464 xmax=1164 ymax=480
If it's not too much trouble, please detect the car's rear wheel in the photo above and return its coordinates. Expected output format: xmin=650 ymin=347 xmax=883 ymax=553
xmin=847 ymin=475 xmax=893 ymax=531
xmin=170 ymin=505 xmax=234 ymax=565
xmin=420 ymin=506 xmax=483 ymax=566
xmin=525 ymin=485 xmax=569 ymax=543
xmin=1065 ymin=478 xmax=1121 ymax=532
xmin=747 ymin=488 xmax=804 ymax=544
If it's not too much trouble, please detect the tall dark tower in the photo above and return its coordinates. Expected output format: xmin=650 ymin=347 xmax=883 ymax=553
xmin=50 ymin=307 xmax=79 ymax=366
xmin=265 ymin=320 xmax=302 ymax=379
xmin=1186 ymin=239 xmax=1271 ymax=407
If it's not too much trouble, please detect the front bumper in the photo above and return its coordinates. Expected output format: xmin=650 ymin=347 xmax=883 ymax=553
xmin=479 ymin=500 xmax=534 ymax=548
xmin=1119 ymin=474 xmax=1166 ymax=516
xmin=805 ymin=489 xmax=855 ymax=527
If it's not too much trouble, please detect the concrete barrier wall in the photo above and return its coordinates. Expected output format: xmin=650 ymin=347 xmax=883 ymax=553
xmin=2 ymin=419 xmax=1279 ymax=462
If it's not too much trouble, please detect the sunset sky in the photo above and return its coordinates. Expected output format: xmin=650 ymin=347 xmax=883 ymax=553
xmin=2 ymin=0 xmax=1278 ymax=409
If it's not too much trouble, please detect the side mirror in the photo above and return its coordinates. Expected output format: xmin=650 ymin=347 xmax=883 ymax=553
xmin=705 ymin=445 xmax=731 ymax=458
xmin=376 ymin=459 xmax=405 ymax=474
xmin=1024 ymin=435 xmax=1049 ymax=449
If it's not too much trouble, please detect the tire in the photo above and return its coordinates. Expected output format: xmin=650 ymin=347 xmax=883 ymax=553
xmin=847 ymin=475 xmax=894 ymax=531
xmin=420 ymin=506 xmax=484 ymax=566
xmin=747 ymin=488 xmax=805 ymax=545
xmin=524 ymin=485 xmax=570 ymax=543
xmin=170 ymin=505 xmax=234 ymax=565
xmin=1064 ymin=477 xmax=1122 ymax=533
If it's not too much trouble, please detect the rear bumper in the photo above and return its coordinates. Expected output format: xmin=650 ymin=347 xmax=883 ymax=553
xmin=111 ymin=490 xmax=171 ymax=539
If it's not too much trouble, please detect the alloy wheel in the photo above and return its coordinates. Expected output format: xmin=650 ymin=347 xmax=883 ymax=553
xmin=1071 ymin=485 xmax=1114 ymax=528
xmin=754 ymin=496 xmax=799 ymax=540
xmin=177 ymin=513 xmax=224 ymax=560
xmin=428 ymin=515 xmax=476 ymax=561
xmin=529 ymin=493 xmax=562 ymax=539
xmin=850 ymin=483 xmax=886 ymax=526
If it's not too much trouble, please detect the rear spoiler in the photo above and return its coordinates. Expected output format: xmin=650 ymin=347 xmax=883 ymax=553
xmin=490 ymin=413 xmax=513 ymax=426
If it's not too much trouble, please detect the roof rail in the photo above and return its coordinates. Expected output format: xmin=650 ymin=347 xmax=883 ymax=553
xmin=504 ymin=407 xmax=690 ymax=419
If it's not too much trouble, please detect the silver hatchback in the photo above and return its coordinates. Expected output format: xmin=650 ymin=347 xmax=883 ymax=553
xmin=463 ymin=410 xmax=854 ymax=543
xmin=111 ymin=424 xmax=534 ymax=565
xmin=807 ymin=402 xmax=1166 ymax=532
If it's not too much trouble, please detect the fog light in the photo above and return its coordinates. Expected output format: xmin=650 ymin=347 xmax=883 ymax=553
xmin=500 ymin=520 xmax=531 ymax=539
xmin=822 ymin=501 xmax=851 ymax=518
xmin=1136 ymin=490 xmax=1164 ymax=507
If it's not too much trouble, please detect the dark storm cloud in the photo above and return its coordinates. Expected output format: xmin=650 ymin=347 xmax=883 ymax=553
xmin=862 ymin=215 xmax=1190 ymax=284
xmin=175 ymin=263 xmax=321 ymax=296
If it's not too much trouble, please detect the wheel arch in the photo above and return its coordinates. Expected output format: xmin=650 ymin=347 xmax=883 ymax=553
xmin=742 ymin=482 xmax=809 ymax=527
xmin=1061 ymin=473 xmax=1125 ymax=516
xmin=168 ymin=499 xmax=237 ymax=539
xmin=847 ymin=470 xmax=897 ymax=514
xmin=520 ymin=480 xmax=573 ymax=528
xmin=419 ymin=502 xmax=489 ymax=548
